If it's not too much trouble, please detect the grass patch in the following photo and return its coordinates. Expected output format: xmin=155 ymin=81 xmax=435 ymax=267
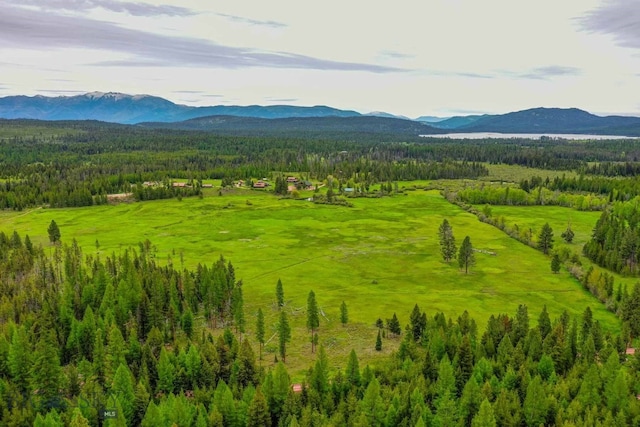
xmin=480 ymin=204 xmax=640 ymax=289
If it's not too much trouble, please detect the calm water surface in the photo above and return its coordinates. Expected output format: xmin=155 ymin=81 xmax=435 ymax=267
xmin=420 ymin=132 xmax=637 ymax=140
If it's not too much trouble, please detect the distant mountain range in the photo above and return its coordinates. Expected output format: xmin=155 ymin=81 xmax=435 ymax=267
xmin=0 ymin=92 xmax=360 ymax=124
xmin=455 ymin=108 xmax=640 ymax=135
xmin=1 ymin=92 xmax=639 ymax=136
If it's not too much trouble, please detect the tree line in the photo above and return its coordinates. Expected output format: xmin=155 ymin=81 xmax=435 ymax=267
xmin=3 ymin=121 xmax=640 ymax=210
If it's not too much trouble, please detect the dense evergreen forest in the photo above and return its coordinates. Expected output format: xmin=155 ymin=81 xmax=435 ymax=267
xmin=0 ymin=232 xmax=640 ymax=426
xmin=584 ymin=200 xmax=640 ymax=277
xmin=1 ymin=120 xmax=640 ymax=210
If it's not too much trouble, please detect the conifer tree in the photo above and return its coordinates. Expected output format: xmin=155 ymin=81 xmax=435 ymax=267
xmin=30 ymin=330 xmax=62 ymax=411
xmin=105 ymin=325 xmax=127 ymax=385
xmin=458 ymin=379 xmax=482 ymax=426
xmin=360 ymin=378 xmax=385 ymax=426
xmin=375 ymin=330 xmax=382 ymax=351
xmin=34 ymin=410 xmax=64 ymax=427
xmin=256 ymin=308 xmax=265 ymax=360
xmin=538 ymin=305 xmax=552 ymax=339
xmin=48 ymin=219 xmax=61 ymax=244
xmin=213 ymin=380 xmax=236 ymax=426
xmin=409 ymin=304 xmax=427 ymax=342
xmin=307 ymin=290 xmax=320 ymax=353
xmin=185 ymin=344 xmax=202 ymax=388
xmin=438 ymin=219 xmax=457 ymax=263
xmin=458 ymin=236 xmax=475 ymax=274
xmin=561 ymin=223 xmax=575 ymax=243
xmin=237 ymin=339 xmax=257 ymax=388
xmin=551 ymin=253 xmax=561 ymax=273
xmin=69 ymin=408 xmax=91 ymax=427
xmin=622 ymin=283 xmax=640 ymax=336
xmin=456 ymin=335 xmax=474 ymax=389
xmin=512 ymin=304 xmax=529 ymax=345
xmin=232 ymin=283 xmax=245 ymax=335
xmin=345 ymin=349 xmax=361 ymax=387
xmin=340 ymin=301 xmax=348 ymax=326
xmin=523 ymin=376 xmax=547 ymax=427
xmin=436 ymin=355 xmax=456 ymax=398
xmin=537 ymin=223 xmax=554 ymax=255
xmin=387 ymin=313 xmax=401 ymax=337
xmin=310 ymin=345 xmax=329 ymax=396
xmin=472 ymin=399 xmax=497 ymax=427
xmin=8 ymin=325 xmax=31 ymax=393
xmin=577 ymin=364 xmax=601 ymax=407
xmin=24 ymin=234 xmax=33 ymax=254
xmin=247 ymin=388 xmax=271 ymax=427
xmin=181 ymin=308 xmax=194 ymax=339
xmin=157 ymin=347 xmax=174 ymax=394
xmin=104 ymin=396 xmax=127 ymax=427
xmin=132 ymin=381 xmax=150 ymax=427
xmin=110 ymin=364 xmax=135 ymax=425
xmin=276 ymin=279 xmax=284 ymax=309
xmin=605 ymin=369 xmax=629 ymax=415
xmin=278 ymin=311 xmax=291 ymax=363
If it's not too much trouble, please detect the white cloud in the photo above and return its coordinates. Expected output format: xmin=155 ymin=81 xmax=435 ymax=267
xmin=0 ymin=0 xmax=639 ymax=117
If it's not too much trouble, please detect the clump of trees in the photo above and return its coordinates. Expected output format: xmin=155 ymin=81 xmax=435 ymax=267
xmin=438 ymin=220 xmax=476 ymax=273
xmin=583 ymin=201 xmax=640 ymax=276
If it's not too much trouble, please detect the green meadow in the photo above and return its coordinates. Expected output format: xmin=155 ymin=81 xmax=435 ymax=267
xmin=482 ymin=204 xmax=640 ymax=290
xmin=0 ymin=189 xmax=619 ymax=374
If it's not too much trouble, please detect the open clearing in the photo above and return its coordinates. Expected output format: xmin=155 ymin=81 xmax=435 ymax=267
xmin=480 ymin=204 xmax=640 ymax=290
xmin=0 ymin=189 xmax=619 ymax=373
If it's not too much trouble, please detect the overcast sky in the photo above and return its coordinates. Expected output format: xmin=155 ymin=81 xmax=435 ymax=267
xmin=1 ymin=0 xmax=639 ymax=117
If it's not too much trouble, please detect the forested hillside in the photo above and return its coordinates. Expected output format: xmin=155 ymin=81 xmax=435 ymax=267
xmin=1 ymin=120 xmax=640 ymax=210
xmin=0 ymin=232 xmax=638 ymax=426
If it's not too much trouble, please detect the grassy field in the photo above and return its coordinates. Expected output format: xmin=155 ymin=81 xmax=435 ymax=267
xmin=0 ymin=189 xmax=619 ymax=375
xmin=480 ymin=204 xmax=640 ymax=290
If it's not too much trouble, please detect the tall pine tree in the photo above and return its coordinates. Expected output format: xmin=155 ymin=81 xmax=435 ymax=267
xmin=458 ymin=236 xmax=475 ymax=274
xmin=307 ymin=290 xmax=320 ymax=353
xmin=438 ymin=219 xmax=457 ymax=263
xmin=537 ymin=223 xmax=554 ymax=255
xmin=256 ymin=308 xmax=265 ymax=361
xmin=278 ymin=311 xmax=291 ymax=363
xmin=276 ymin=279 xmax=284 ymax=309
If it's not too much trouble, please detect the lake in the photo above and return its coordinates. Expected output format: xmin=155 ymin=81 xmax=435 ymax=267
xmin=420 ymin=132 xmax=637 ymax=140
